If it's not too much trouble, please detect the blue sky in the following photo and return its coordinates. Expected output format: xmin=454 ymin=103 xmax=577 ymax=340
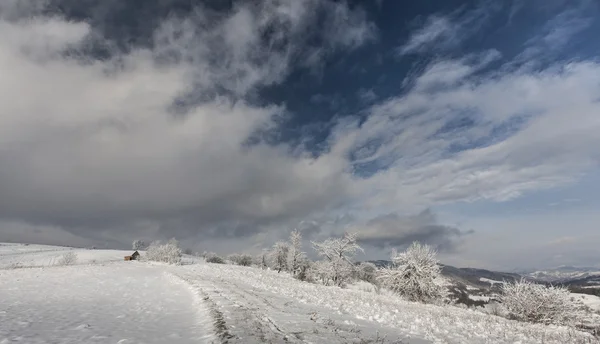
xmin=0 ymin=0 xmax=599 ymax=270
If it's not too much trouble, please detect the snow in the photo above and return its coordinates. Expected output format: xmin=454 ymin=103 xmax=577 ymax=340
xmin=468 ymin=295 xmax=491 ymax=302
xmin=0 ymin=244 xmax=215 ymax=344
xmin=572 ymin=293 xmax=600 ymax=312
xmin=479 ymin=277 xmax=505 ymax=286
xmin=1 ymin=243 xmax=598 ymax=344
xmin=0 ymin=243 xmax=134 ymax=269
xmin=174 ymin=263 xmax=597 ymax=344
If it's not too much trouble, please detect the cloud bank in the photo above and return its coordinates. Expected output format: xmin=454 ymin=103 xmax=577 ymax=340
xmin=1 ymin=0 xmax=600 ymax=268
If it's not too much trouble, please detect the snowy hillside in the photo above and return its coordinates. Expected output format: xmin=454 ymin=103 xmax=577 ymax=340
xmin=1 ymin=243 xmax=598 ymax=344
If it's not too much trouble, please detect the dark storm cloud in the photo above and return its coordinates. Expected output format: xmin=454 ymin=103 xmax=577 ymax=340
xmin=358 ymin=210 xmax=473 ymax=252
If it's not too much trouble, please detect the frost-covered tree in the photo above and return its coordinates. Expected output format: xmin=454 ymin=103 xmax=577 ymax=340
xmin=307 ymin=260 xmax=335 ymax=285
xmin=312 ymin=232 xmax=363 ymax=287
xmin=132 ymin=240 xmax=147 ymax=250
xmin=145 ymin=238 xmax=182 ymax=265
xmin=287 ymin=229 xmax=306 ymax=278
xmin=377 ymin=242 xmax=446 ymax=303
xmin=270 ymin=242 xmax=289 ymax=273
xmin=500 ymin=279 xmax=583 ymax=326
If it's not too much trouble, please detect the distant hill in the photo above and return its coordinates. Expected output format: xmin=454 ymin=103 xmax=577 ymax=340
xmin=366 ymin=260 xmax=522 ymax=290
xmin=521 ymin=266 xmax=600 ymax=283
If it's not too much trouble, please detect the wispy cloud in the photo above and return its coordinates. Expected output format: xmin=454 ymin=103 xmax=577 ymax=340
xmin=515 ymin=0 xmax=598 ymax=65
xmin=397 ymin=2 xmax=499 ymax=56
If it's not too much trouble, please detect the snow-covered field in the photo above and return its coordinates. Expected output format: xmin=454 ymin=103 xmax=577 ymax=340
xmin=1 ymin=243 xmax=598 ymax=344
xmin=0 ymin=243 xmax=133 ymax=269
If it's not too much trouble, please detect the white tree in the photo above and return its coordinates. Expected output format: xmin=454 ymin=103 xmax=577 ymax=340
xmin=287 ymin=229 xmax=306 ymax=278
xmin=307 ymin=260 xmax=335 ymax=285
xmin=132 ymin=240 xmax=147 ymax=250
xmin=312 ymin=232 xmax=363 ymax=287
xmin=377 ymin=242 xmax=446 ymax=303
xmin=500 ymin=279 xmax=584 ymax=326
xmin=270 ymin=241 xmax=289 ymax=273
xmin=145 ymin=238 xmax=182 ymax=265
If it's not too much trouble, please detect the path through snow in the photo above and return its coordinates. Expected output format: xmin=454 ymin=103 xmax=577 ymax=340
xmin=0 ymin=263 xmax=212 ymax=344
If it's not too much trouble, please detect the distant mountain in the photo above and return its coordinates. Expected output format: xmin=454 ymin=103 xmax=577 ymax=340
xmin=440 ymin=265 xmax=522 ymax=289
xmin=522 ymin=266 xmax=600 ymax=283
xmin=366 ymin=260 xmax=522 ymax=290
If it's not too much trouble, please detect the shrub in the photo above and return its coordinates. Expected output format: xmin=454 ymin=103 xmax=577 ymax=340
xmin=356 ymin=262 xmax=378 ymax=284
xmin=57 ymin=251 xmax=78 ymax=266
xmin=205 ymin=252 xmax=226 ymax=264
xmin=377 ymin=242 xmax=446 ymax=303
xmin=500 ymin=279 xmax=583 ymax=326
xmin=228 ymin=253 xmax=253 ymax=266
xmin=145 ymin=239 xmax=182 ymax=265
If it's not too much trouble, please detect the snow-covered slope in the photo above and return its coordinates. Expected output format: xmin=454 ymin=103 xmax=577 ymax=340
xmin=0 ymin=243 xmax=216 ymax=344
xmin=172 ymin=263 xmax=598 ymax=344
xmin=1 ymin=243 xmax=598 ymax=344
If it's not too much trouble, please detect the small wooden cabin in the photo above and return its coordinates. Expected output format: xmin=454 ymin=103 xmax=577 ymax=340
xmin=124 ymin=250 xmax=140 ymax=261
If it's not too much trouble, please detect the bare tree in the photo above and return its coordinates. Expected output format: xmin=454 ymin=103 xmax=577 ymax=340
xmin=312 ymin=232 xmax=363 ymax=287
xmin=377 ymin=242 xmax=446 ymax=303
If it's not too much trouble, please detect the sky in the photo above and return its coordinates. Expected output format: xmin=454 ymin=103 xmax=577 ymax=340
xmin=1 ymin=0 xmax=599 ymax=271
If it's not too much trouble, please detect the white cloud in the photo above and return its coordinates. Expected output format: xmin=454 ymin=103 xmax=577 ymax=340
xmin=0 ymin=0 xmax=370 ymax=244
xmin=339 ymin=58 xmax=600 ymax=213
